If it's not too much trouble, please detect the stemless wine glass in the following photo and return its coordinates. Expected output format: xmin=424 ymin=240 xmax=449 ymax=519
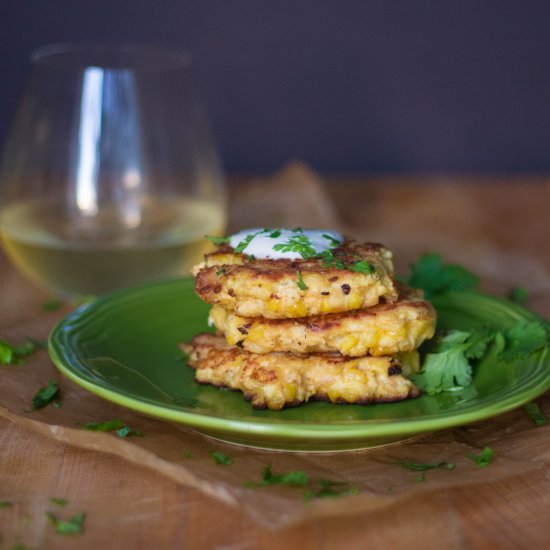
xmin=0 ymin=42 xmax=226 ymax=296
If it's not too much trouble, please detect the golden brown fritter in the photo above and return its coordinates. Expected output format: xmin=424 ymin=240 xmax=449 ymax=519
xmin=209 ymin=284 xmax=436 ymax=357
xmin=192 ymin=240 xmax=397 ymax=318
xmin=183 ymin=333 xmax=420 ymax=410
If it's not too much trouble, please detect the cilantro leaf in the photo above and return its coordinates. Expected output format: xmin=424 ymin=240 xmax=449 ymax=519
xmin=414 ymin=474 xmax=425 ymax=482
xmin=246 ymin=465 xmax=309 ymax=488
xmin=0 ymin=341 xmax=14 ymax=364
xmin=467 ymin=446 xmax=493 ymax=467
xmin=397 ymin=461 xmax=455 ymax=472
xmin=407 ymin=253 xmax=479 ymax=298
xmin=46 ymin=511 xmax=85 ymax=534
xmin=498 ymin=320 xmax=548 ymax=363
xmin=205 ymin=235 xmax=231 ymax=245
xmin=0 ymin=501 xmax=12 ymax=508
xmin=210 ymin=450 xmax=233 ymax=465
xmin=183 ymin=450 xmax=192 ymax=459
xmin=523 ymin=402 xmax=549 ymax=427
xmin=296 ymin=270 xmax=308 ymax=290
xmin=83 ymin=419 xmax=126 ymax=432
xmin=31 ymin=380 xmax=59 ymax=410
xmin=321 ymin=233 xmax=340 ymax=247
xmin=268 ymin=230 xmax=282 ymax=238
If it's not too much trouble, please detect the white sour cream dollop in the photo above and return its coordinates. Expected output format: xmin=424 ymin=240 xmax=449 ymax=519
xmin=228 ymin=228 xmax=343 ymax=260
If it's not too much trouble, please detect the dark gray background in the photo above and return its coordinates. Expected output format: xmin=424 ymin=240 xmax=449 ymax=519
xmin=1 ymin=1 xmax=549 ymax=173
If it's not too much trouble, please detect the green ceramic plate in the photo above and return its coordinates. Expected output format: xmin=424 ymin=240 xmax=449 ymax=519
xmin=49 ymin=278 xmax=550 ymax=451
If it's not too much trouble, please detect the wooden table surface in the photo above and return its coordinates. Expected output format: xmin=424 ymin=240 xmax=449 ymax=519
xmin=1 ymin=173 xmax=550 ymax=549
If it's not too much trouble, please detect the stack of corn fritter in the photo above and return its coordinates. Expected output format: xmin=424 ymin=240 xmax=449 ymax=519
xmin=184 ymin=229 xmax=436 ymax=410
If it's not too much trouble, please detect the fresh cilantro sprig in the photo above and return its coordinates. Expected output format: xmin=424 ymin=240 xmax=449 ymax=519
xmin=83 ymin=419 xmax=142 ymax=438
xmin=413 ymin=321 xmax=549 ymax=395
xmin=407 ymin=253 xmax=479 ymax=298
xmin=350 ymin=259 xmax=374 ymax=274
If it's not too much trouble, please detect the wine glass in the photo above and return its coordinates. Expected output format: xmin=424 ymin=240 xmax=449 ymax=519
xmin=0 ymin=42 xmax=226 ymax=296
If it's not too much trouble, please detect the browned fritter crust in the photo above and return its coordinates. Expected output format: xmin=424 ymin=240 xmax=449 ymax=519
xmin=209 ymin=284 xmax=436 ymax=357
xmin=182 ymin=333 xmax=420 ymax=410
xmin=192 ymin=240 xmax=397 ymax=318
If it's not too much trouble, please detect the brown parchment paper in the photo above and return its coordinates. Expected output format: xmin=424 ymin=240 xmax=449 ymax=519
xmin=1 ymin=164 xmax=549 ymax=530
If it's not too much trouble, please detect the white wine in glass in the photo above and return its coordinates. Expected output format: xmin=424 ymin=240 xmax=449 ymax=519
xmin=0 ymin=42 xmax=226 ymax=296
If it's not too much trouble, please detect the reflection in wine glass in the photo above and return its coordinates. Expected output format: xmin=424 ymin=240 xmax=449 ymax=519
xmin=0 ymin=42 xmax=226 ymax=296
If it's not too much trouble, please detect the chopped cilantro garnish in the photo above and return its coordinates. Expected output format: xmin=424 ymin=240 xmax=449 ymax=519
xmin=83 ymin=419 xmax=126 ymax=432
xmin=183 ymin=450 xmax=192 ymax=459
xmin=296 ymin=270 xmax=308 ymax=290
xmin=351 ymin=260 xmax=374 ymax=274
xmin=48 ymin=497 xmax=67 ymax=507
xmin=42 ymin=299 xmax=63 ymax=312
xmin=507 ymin=287 xmax=528 ymax=304
xmin=414 ymin=474 xmax=425 ymax=482
xmin=116 ymin=425 xmax=142 ymax=438
xmin=321 ymin=233 xmax=340 ymax=247
xmin=397 ymin=461 xmax=455 ymax=471
xmin=205 ymin=235 xmax=231 ymax=245
xmin=0 ymin=501 xmax=12 ymax=508
xmin=210 ymin=450 xmax=233 ymax=465
xmin=234 ymin=234 xmax=256 ymax=254
xmin=0 ymin=339 xmax=43 ymax=365
xmin=468 ymin=446 xmax=493 ymax=467
xmin=407 ymin=253 xmax=479 ymax=298
xmin=246 ymin=465 xmax=309 ymax=488
xmin=215 ymin=268 xmax=226 ymax=276
xmin=273 ymin=234 xmax=317 ymax=259
xmin=317 ymin=250 xmax=346 ymax=269
xmin=46 ymin=511 xmax=85 ymax=535
xmin=523 ymin=402 xmax=549 ymax=427
xmin=268 ymin=230 xmax=281 ymax=238
xmin=303 ymin=479 xmax=359 ymax=501
xmin=52 ymin=401 xmax=62 ymax=409
xmin=31 ymin=380 xmax=59 ymax=410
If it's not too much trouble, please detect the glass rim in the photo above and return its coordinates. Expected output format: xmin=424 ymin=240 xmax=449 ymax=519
xmin=30 ymin=41 xmax=192 ymax=72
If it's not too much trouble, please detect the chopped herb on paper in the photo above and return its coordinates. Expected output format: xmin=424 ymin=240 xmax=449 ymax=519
xmin=45 ymin=511 xmax=85 ymax=535
xmin=83 ymin=420 xmax=126 ymax=432
xmin=468 ymin=446 xmax=494 ymax=467
xmin=303 ymin=479 xmax=359 ymax=501
xmin=407 ymin=253 xmax=479 ymax=298
xmin=210 ymin=450 xmax=233 ymax=465
xmin=397 ymin=461 xmax=455 ymax=472
xmin=183 ymin=450 xmax=192 ymax=459
xmin=0 ymin=501 xmax=12 ymax=508
xmin=116 ymin=426 xmax=142 ymax=438
xmin=523 ymin=402 xmax=549 ymax=427
xmin=246 ymin=465 xmax=309 ymax=488
xmin=414 ymin=474 xmax=425 ymax=482
xmin=0 ymin=339 xmax=44 ymax=365
xmin=31 ymin=380 xmax=59 ymax=410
